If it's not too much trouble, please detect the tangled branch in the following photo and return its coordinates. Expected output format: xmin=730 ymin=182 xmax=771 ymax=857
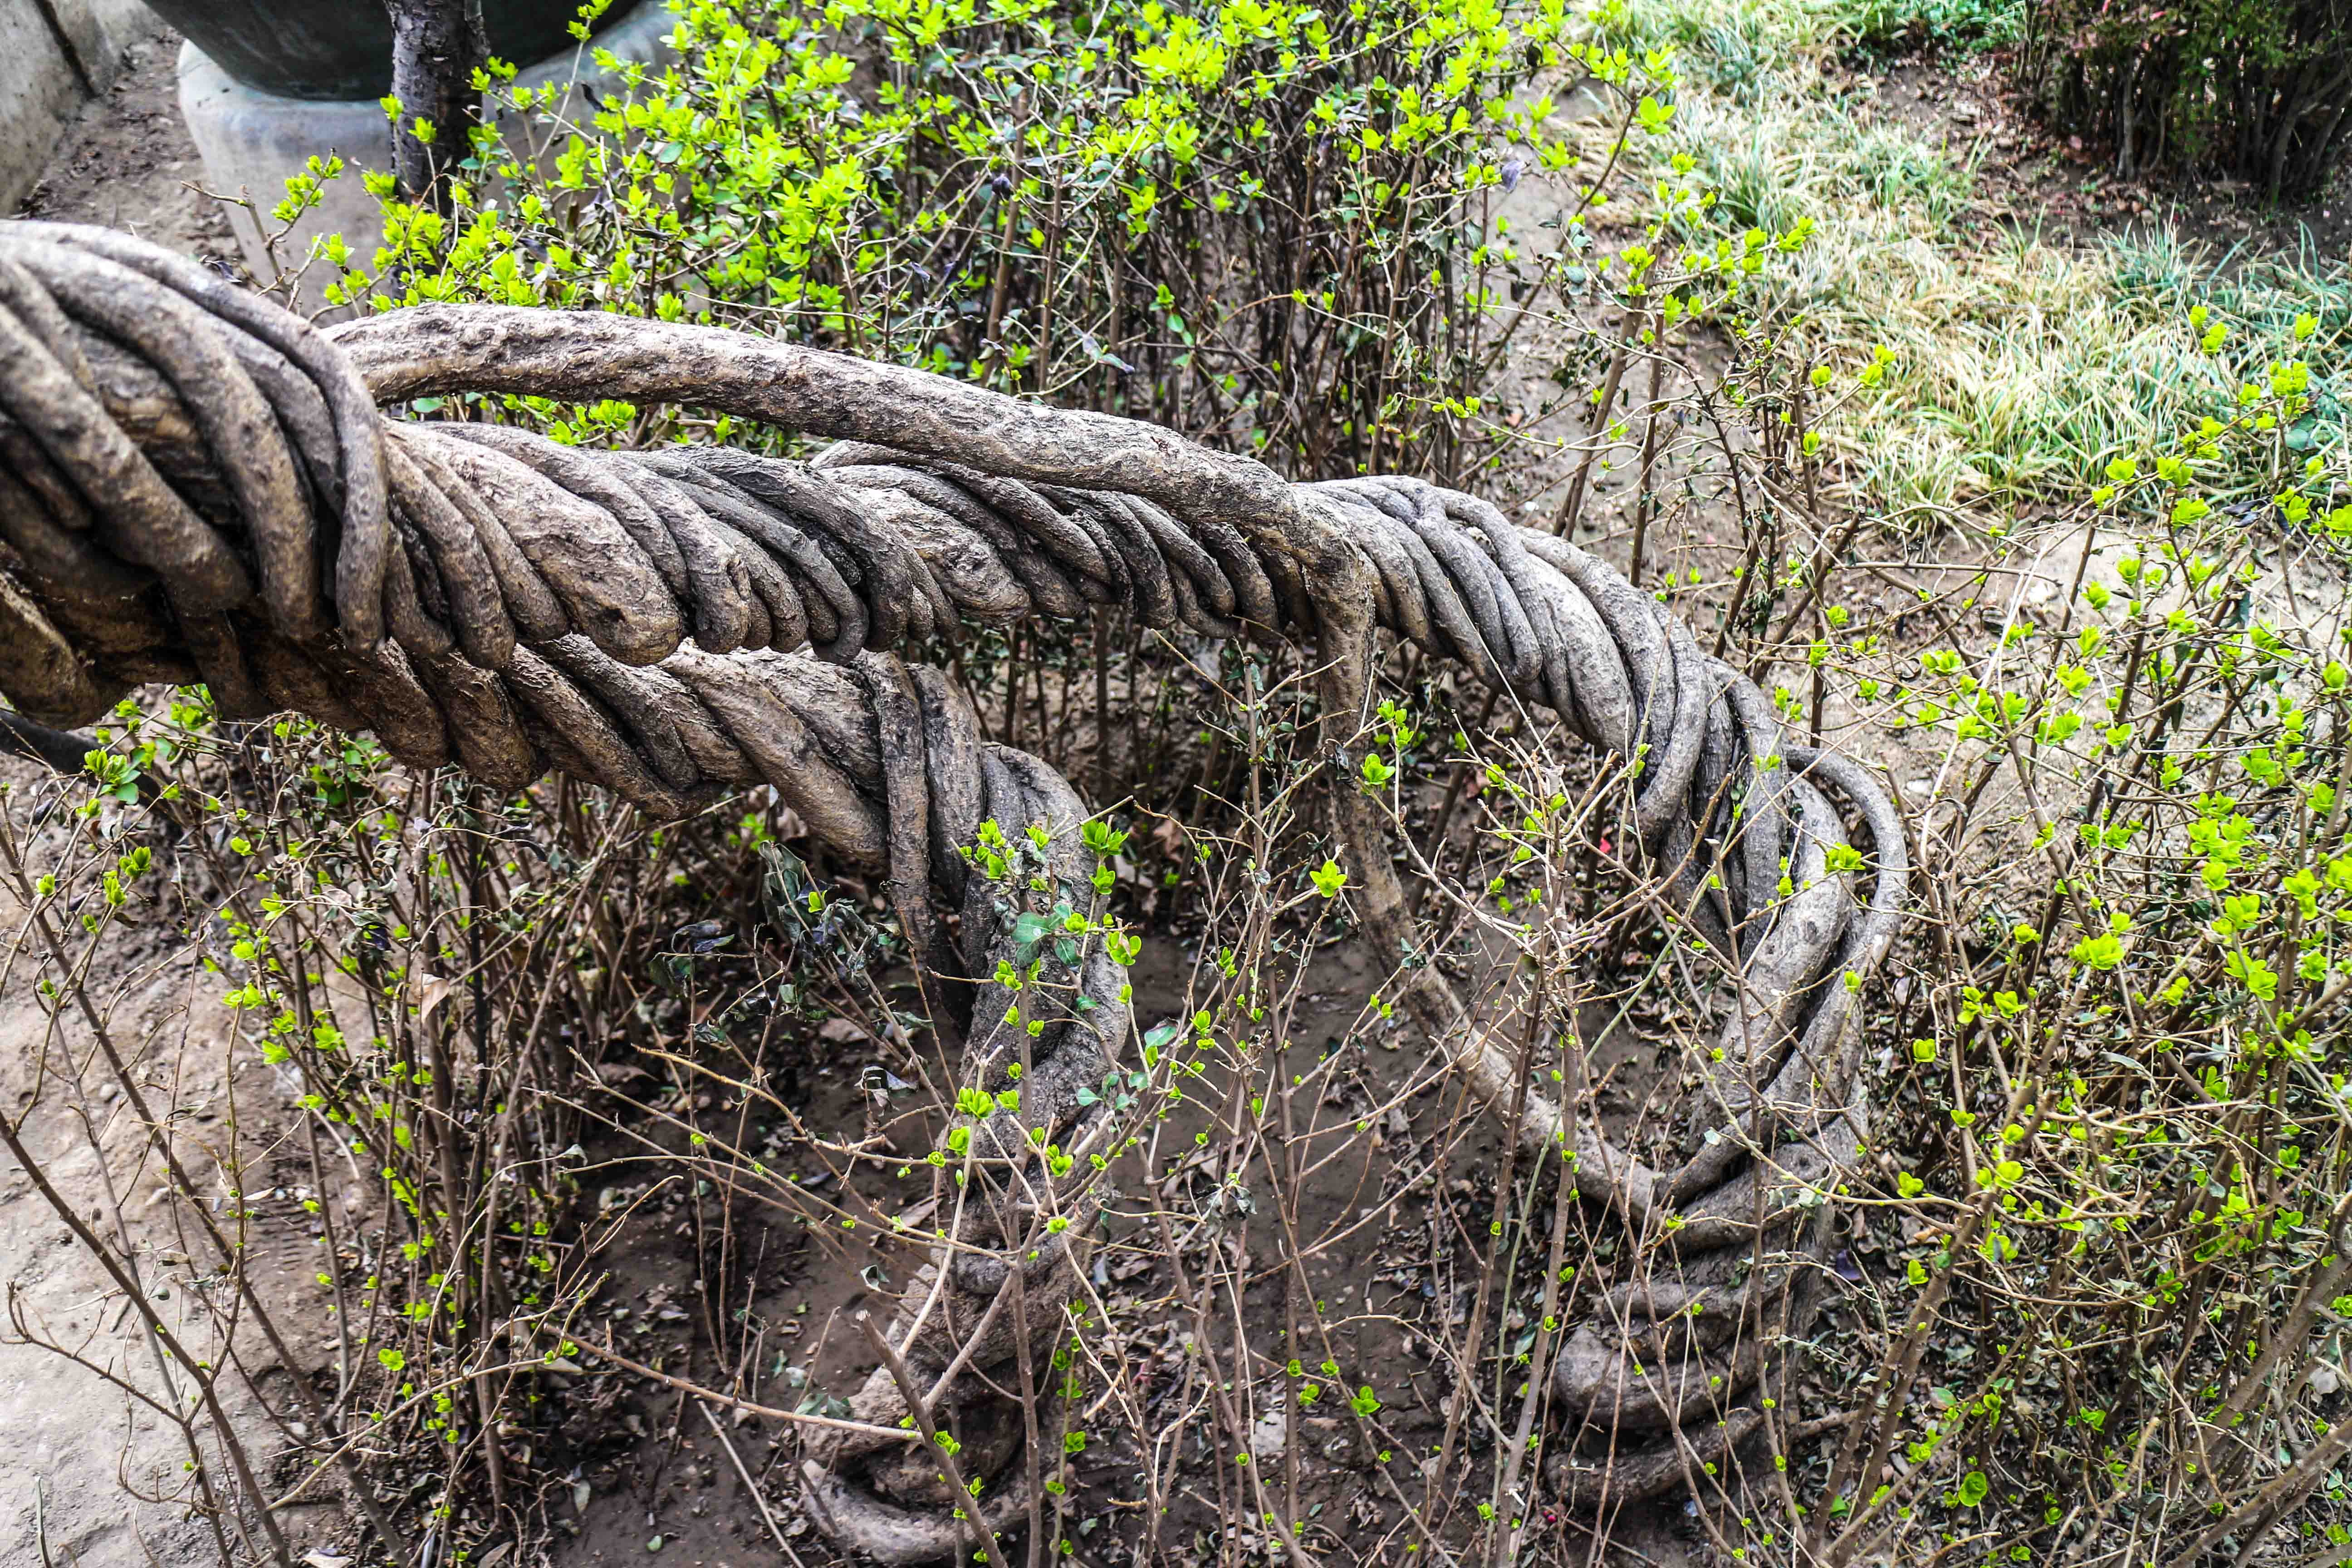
xmin=0 ymin=219 xmax=1903 ymax=1562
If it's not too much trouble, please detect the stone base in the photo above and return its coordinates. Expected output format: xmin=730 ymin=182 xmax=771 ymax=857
xmin=177 ymin=0 xmax=676 ymax=302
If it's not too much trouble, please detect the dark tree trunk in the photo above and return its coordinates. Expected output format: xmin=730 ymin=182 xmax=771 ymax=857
xmin=0 ymin=711 xmax=97 ymax=776
xmin=384 ymin=0 xmax=487 ymax=211
xmin=2021 ymin=0 xmax=2351 ymax=200
xmin=2116 ymin=49 xmax=2142 ymax=178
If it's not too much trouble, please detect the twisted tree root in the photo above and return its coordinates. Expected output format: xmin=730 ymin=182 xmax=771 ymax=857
xmin=0 ymin=219 xmax=1906 ymax=1556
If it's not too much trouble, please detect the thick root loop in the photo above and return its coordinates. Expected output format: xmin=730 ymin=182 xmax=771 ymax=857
xmin=0 ymin=219 xmax=1906 ymax=1556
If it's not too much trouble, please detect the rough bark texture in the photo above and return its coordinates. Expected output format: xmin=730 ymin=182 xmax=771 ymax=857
xmin=384 ymin=0 xmax=487 ymax=210
xmin=0 ymin=218 xmax=1907 ymax=1561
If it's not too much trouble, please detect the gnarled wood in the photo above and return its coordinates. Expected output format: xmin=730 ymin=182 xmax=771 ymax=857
xmin=0 ymin=219 xmax=1907 ymax=1559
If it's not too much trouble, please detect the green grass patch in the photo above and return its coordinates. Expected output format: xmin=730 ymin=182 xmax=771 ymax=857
xmin=1585 ymin=0 xmax=2351 ymax=530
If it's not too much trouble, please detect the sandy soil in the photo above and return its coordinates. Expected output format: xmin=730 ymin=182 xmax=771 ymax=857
xmin=0 ymin=760 xmax=318 ymax=1568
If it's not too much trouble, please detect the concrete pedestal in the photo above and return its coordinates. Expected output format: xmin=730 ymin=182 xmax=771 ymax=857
xmin=178 ymin=0 xmax=676 ymax=295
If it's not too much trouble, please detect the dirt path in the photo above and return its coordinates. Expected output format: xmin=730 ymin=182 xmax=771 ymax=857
xmin=0 ymin=763 xmax=355 ymax=1568
xmin=13 ymin=17 xmax=235 ymax=261
xmin=1 ymin=771 xmax=227 ymax=1566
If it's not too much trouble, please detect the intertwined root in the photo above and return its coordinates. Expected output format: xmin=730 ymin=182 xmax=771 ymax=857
xmin=0 ymin=218 xmax=1904 ymax=1558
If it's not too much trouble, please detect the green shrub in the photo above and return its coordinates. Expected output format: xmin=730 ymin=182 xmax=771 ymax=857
xmin=2017 ymin=0 xmax=2352 ymax=198
xmin=1803 ymin=316 xmax=2352 ymax=1561
xmin=211 ymin=4 xmax=2352 ymax=1556
xmin=1845 ymin=0 xmax=2022 ymax=49
xmin=315 ymin=0 xmax=1689 ymax=479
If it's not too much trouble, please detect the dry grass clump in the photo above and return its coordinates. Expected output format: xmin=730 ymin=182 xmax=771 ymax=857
xmin=1573 ymin=0 xmax=2352 ymax=533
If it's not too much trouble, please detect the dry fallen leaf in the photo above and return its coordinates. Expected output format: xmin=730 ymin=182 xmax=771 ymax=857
xmin=407 ymin=972 xmax=456 ymax=1025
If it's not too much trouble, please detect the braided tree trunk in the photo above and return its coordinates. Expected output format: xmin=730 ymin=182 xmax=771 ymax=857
xmin=0 ymin=220 xmax=1905 ymax=1562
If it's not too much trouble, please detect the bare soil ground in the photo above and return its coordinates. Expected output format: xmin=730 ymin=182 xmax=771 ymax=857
xmin=0 ymin=760 xmax=344 ymax=1568
xmin=1862 ymin=49 xmax=2352 ymax=261
xmin=463 ymin=873 xmax=1706 ymax=1568
xmin=13 ymin=19 xmax=236 ymax=262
